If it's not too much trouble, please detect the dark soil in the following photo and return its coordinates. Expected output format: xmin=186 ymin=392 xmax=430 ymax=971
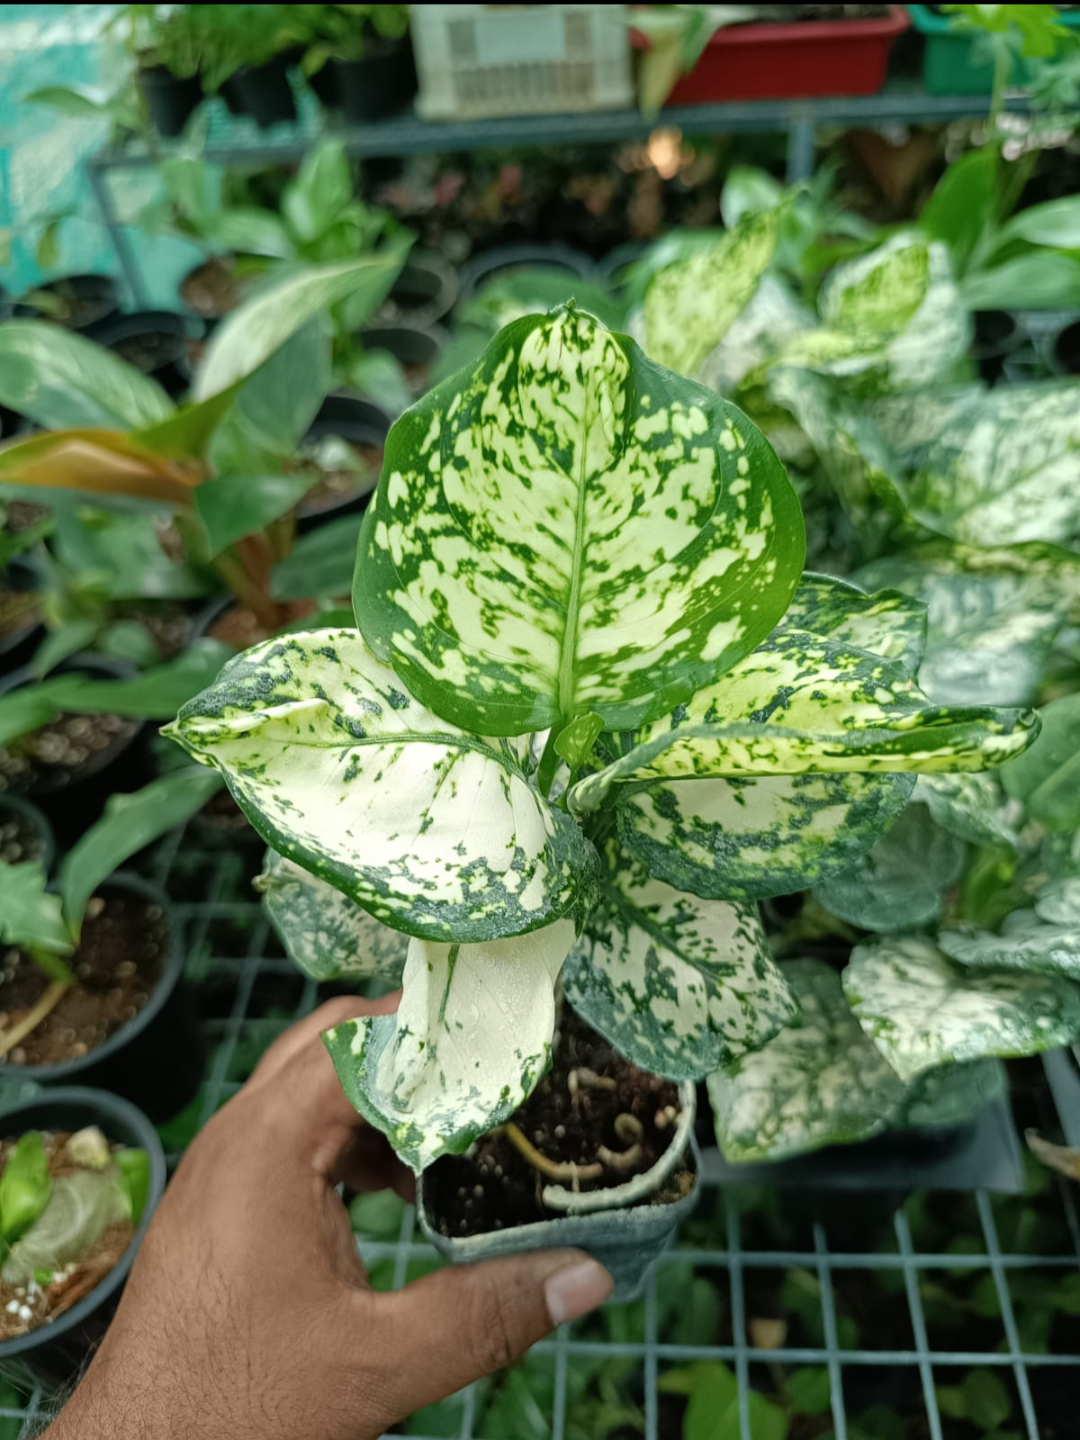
xmin=0 ymin=587 xmax=38 ymax=639
xmin=115 ymin=603 xmax=192 ymax=661
xmin=2 ymin=502 xmax=50 ymax=534
xmin=20 ymin=281 xmax=114 ymax=331
xmin=296 ymin=442 xmax=383 ymax=517
xmin=208 ymin=599 xmax=315 ymax=652
xmin=0 ymin=1131 xmax=134 ymax=1340
xmin=0 ymin=893 xmax=166 ymax=1067
xmin=107 ymin=328 xmax=185 ymax=375
xmin=0 ymin=811 xmax=46 ymax=865
xmin=0 ymin=711 xmax=139 ymax=796
xmin=180 ymin=258 xmax=249 ymax=319
xmin=426 ymin=1010 xmax=684 ymax=1238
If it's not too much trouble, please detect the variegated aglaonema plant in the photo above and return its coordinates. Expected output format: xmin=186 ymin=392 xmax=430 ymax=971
xmin=167 ymin=304 xmax=1051 ymax=1179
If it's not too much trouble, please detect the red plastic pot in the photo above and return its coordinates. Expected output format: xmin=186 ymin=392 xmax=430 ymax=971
xmin=637 ymin=5 xmax=910 ymax=105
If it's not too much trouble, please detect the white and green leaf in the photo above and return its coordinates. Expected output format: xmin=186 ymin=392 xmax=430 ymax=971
xmin=894 ymin=1059 xmax=1006 ymax=1132
xmin=939 ymin=909 xmax=1080 ymax=981
xmin=167 ymin=628 xmax=597 ymax=943
xmin=843 ymin=934 xmax=1080 ymax=1081
xmin=255 ymin=849 xmax=409 ymax=983
xmin=323 ymin=919 xmax=574 ymax=1172
xmin=707 ymin=958 xmax=906 ymax=1163
xmin=563 ymin=845 xmax=795 ymax=1078
xmin=915 ymin=773 xmax=1018 ymax=850
xmin=355 ymin=304 xmax=804 ymax=737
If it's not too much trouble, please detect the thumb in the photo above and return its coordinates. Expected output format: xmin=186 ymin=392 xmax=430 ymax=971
xmin=370 ymin=1248 xmax=612 ymax=1420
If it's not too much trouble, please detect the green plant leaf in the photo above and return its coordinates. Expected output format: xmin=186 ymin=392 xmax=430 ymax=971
xmin=282 ymin=138 xmax=354 ymax=245
xmin=194 ymin=253 xmax=404 ymax=402
xmin=961 ymin=252 xmax=1080 ymax=310
xmin=270 ymin=514 xmax=364 ymax=600
xmin=0 ymin=864 xmax=72 ymax=958
xmin=916 ymin=773 xmax=1018 ymax=849
xmin=936 ymin=1368 xmax=1012 ymax=1431
xmin=255 ymin=849 xmax=409 ymax=983
xmin=707 ymin=959 xmax=906 ymax=1162
xmin=2 ymin=1170 xmax=128 ymax=1288
xmin=814 ymin=802 xmax=966 ymax=933
xmin=563 ymin=844 xmax=795 ymax=1079
xmin=323 ymin=919 xmax=574 ymax=1171
xmin=167 ymin=629 xmax=597 ymax=943
xmin=54 ymin=639 xmax=233 ymax=721
xmin=894 ymin=1058 xmax=1006 ymax=1131
xmin=1001 ymin=695 xmax=1080 ymax=832
xmin=227 ymin=316 xmax=333 ymax=459
xmin=642 ymin=208 xmax=778 ymax=377
xmin=0 ymin=1134 xmax=51 ymax=1245
xmin=992 ymin=193 xmax=1080 ymax=250
xmin=355 ymin=303 xmax=803 ymax=737
xmin=194 ymin=472 xmax=319 ymax=558
xmin=1036 ymin=877 xmax=1080 ymax=925
xmin=0 ymin=322 xmax=175 ymax=431
xmin=939 ymin=910 xmax=1080 ymax=980
xmin=919 ymin=147 xmax=997 ymax=271
xmin=843 ymin=934 xmax=1080 ymax=1081
xmin=59 ymin=768 xmax=223 ymax=934
xmin=113 ymin=1148 xmax=151 ymax=1225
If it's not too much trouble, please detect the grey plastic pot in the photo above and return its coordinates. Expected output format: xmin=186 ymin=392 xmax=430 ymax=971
xmin=417 ymin=1081 xmax=700 ymax=1302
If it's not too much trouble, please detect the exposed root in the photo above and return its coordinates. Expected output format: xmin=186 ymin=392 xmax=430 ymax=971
xmin=497 ymin=1122 xmax=604 ymax=1187
xmin=0 ymin=981 xmax=70 ymax=1058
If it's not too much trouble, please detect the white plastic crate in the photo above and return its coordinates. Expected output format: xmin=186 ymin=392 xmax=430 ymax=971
xmin=409 ymin=4 xmax=633 ymax=119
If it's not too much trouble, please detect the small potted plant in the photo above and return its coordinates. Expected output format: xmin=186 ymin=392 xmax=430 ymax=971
xmin=303 ymin=4 xmax=416 ymax=123
xmin=0 ymin=1090 xmax=165 ymax=1387
xmin=168 ymin=297 xmax=1040 ymax=1295
xmin=124 ymin=3 xmax=206 ymax=137
xmin=0 ymin=767 xmax=221 ymax=1120
xmin=12 ymin=277 xmax=120 ymax=338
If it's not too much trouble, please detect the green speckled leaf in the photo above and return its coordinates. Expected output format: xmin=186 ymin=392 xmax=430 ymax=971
xmin=1002 ymin=695 xmax=1080 ymax=833
xmin=696 ymin=274 xmax=815 ymax=397
xmin=780 ymin=572 xmax=926 ymax=675
xmin=707 ymin=959 xmax=906 ymax=1162
xmin=814 ymin=802 xmax=966 ymax=934
xmin=1036 ymin=878 xmax=1080 ymax=926
xmin=323 ymin=920 xmax=574 ymax=1172
xmin=354 ymin=304 xmax=804 ymax=737
xmin=570 ymin=574 xmax=1038 ymax=814
xmin=915 ymin=773 xmax=1018 ymax=849
xmin=940 ymin=910 xmax=1080 ymax=980
xmin=167 ymin=628 xmax=596 ymax=943
xmin=844 ymin=934 xmax=1080 ymax=1081
xmin=563 ymin=845 xmax=795 ymax=1078
xmin=255 ymin=849 xmax=409 ymax=983
xmin=894 ymin=1059 xmax=1006 ymax=1132
xmin=642 ymin=209 xmax=778 ymax=378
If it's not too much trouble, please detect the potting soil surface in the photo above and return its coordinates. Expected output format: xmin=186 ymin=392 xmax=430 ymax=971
xmin=0 ymin=712 xmax=138 ymax=795
xmin=0 ymin=812 xmax=45 ymax=865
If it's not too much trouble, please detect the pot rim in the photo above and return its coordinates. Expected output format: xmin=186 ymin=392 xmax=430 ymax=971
xmin=0 ymin=793 xmax=56 ymax=876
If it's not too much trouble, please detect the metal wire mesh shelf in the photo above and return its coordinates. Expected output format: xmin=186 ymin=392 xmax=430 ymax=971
xmin=1 ymin=823 xmax=1078 ymax=1440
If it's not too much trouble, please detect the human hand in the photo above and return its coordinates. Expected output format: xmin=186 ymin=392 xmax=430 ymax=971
xmin=45 ymin=997 xmax=613 ymax=1440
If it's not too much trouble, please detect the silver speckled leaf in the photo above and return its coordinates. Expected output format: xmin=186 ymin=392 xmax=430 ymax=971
xmin=939 ymin=909 xmax=1080 ymax=981
xmin=844 ymin=934 xmax=1080 ymax=1081
xmin=323 ymin=919 xmax=574 ymax=1172
xmin=354 ymin=304 xmax=804 ymax=737
xmin=707 ymin=958 xmax=906 ymax=1163
xmin=563 ymin=845 xmax=795 ymax=1079
xmin=168 ymin=629 xmax=596 ymax=944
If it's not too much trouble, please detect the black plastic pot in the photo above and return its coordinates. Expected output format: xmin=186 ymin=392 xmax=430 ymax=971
xmin=0 ymin=874 xmax=204 ymax=1125
xmin=359 ymin=322 xmax=448 ymax=394
xmin=0 ymin=793 xmax=54 ymax=872
xmin=0 ymin=1087 xmax=166 ymax=1390
xmin=137 ymin=64 xmax=203 ymax=137
xmin=1050 ymin=317 xmax=1080 ymax=376
xmin=226 ymin=54 xmax=297 ymax=127
xmin=380 ymin=252 xmax=459 ymax=327
xmin=93 ymin=311 xmax=198 ymax=400
xmin=1001 ymin=345 xmax=1052 ymax=386
xmin=0 ymin=653 xmax=150 ymax=844
xmin=459 ymin=243 xmax=598 ymax=298
xmin=0 ymin=559 xmax=43 ymax=677
xmin=13 ymin=274 xmax=120 ymax=338
xmin=323 ymin=41 xmax=417 ymax=123
xmin=296 ymin=393 xmax=393 ymax=531
xmin=970 ymin=309 xmax=1021 ymax=384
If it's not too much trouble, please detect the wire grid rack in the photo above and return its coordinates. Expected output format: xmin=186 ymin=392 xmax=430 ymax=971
xmin=2 ymin=823 xmax=1080 ymax=1440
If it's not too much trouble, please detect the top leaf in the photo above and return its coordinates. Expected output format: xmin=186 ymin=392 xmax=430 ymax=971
xmin=355 ymin=304 xmax=804 ymax=737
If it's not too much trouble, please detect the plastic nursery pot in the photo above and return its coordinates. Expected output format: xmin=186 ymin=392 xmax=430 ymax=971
xmin=459 ymin=243 xmax=598 ymax=298
xmin=13 ymin=274 xmax=120 ymax=338
xmin=0 ymin=653 xmax=150 ymax=845
xmin=136 ymin=64 xmax=203 ymax=137
xmin=0 ymin=793 xmax=55 ymax=872
xmin=296 ymin=394 xmax=393 ymax=533
xmin=418 ymin=1082 xmax=700 ymax=1303
xmin=178 ymin=255 xmax=249 ymax=324
xmin=1050 ymin=318 xmax=1080 ymax=377
xmin=0 ymin=874 xmax=204 ymax=1125
xmin=0 ymin=1087 xmax=166 ymax=1391
xmin=380 ymin=251 xmax=459 ymax=328
xmin=325 ymin=41 xmax=417 ymax=123
xmin=358 ymin=322 xmax=448 ymax=395
xmin=908 ymin=3 xmax=1080 ymax=95
xmin=971 ymin=309 xmax=1022 ymax=385
xmin=226 ymin=54 xmax=297 ymax=128
xmin=637 ymin=4 xmax=909 ymax=105
xmin=0 ymin=559 xmax=43 ymax=677
xmin=93 ymin=310 xmax=198 ymax=401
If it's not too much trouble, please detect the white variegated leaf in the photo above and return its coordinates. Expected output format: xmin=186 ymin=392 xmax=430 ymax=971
xmin=940 ymin=910 xmax=1080 ymax=980
xmin=814 ymin=802 xmax=966 ymax=934
xmin=167 ymin=629 xmax=596 ymax=943
xmin=255 ymin=849 xmax=409 ymax=983
xmin=563 ymin=845 xmax=795 ymax=1078
xmin=1036 ymin=878 xmax=1080 ymax=926
xmin=354 ymin=304 xmax=804 ymax=737
xmin=323 ymin=920 xmax=574 ymax=1172
xmin=695 ymin=274 xmax=815 ymax=396
xmin=915 ymin=773 xmax=1018 ymax=849
xmin=895 ymin=1059 xmax=1006 ymax=1131
xmin=844 ymin=934 xmax=1080 ymax=1081
xmin=642 ymin=209 xmax=778 ymax=378
xmin=707 ymin=958 xmax=906 ymax=1162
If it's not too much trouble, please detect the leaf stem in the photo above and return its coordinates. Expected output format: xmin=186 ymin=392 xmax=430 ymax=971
xmin=0 ymin=980 xmax=70 ymax=1058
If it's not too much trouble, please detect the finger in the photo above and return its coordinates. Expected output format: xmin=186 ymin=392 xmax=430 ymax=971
xmin=250 ymin=992 xmax=401 ymax=1089
xmin=369 ymin=1249 xmax=612 ymax=1420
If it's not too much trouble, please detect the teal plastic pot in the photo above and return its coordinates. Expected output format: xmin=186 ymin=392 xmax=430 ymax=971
xmin=417 ymin=1082 xmax=700 ymax=1302
xmin=908 ymin=4 xmax=1080 ymax=94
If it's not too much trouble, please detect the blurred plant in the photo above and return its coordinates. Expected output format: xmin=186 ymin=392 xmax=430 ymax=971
xmin=300 ymin=3 xmax=410 ymax=74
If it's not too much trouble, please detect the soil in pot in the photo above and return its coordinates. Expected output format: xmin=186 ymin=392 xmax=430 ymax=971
xmin=0 ymin=711 xmax=139 ymax=798
xmin=0 ymin=1129 xmax=136 ymax=1342
xmin=0 ymin=800 xmax=50 ymax=866
xmin=13 ymin=276 xmax=119 ymax=336
xmin=426 ymin=1010 xmax=689 ymax=1239
xmin=179 ymin=257 xmax=250 ymax=321
xmin=359 ymin=325 xmax=443 ymax=394
xmin=113 ymin=601 xmax=194 ymax=661
xmin=380 ymin=255 xmax=459 ymax=328
xmin=0 ymin=579 xmax=40 ymax=657
xmin=294 ymin=440 xmax=384 ymax=525
xmin=194 ymin=787 xmax=255 ymax=840
xmin=0 ymin=891 xmax=166 ymax=1069
xmin=207 ymin=598 xmax=316 ymax=653
xmin=94 ymin=312 xmax=194 ymax=399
